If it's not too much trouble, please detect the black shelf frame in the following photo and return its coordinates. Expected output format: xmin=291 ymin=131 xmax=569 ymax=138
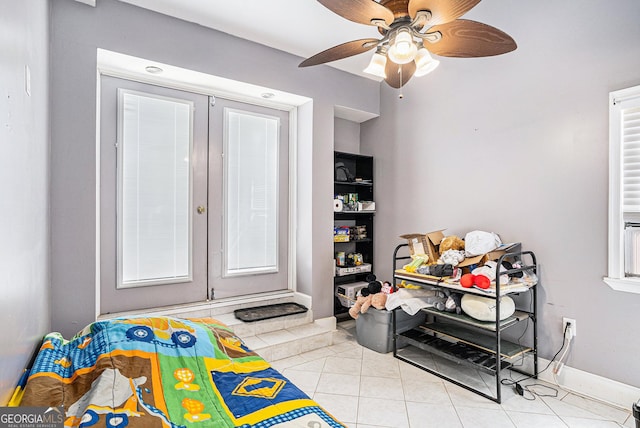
xmin=397 ymin=329 xmax=513 ymax=375
xmin=334 ymin=211 xmax=376 ymax=216
xmin=391 ymin=243 xmax=538 ymax=403
xmin=333 ymin=151 xmax=375 ymax=318
xmin=334 ymin=181 xmax=373 ymax=187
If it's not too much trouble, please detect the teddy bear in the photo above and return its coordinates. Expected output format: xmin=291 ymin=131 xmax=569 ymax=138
xmin=348 ymin=276 xmax=389 ymax=319
xmin=370 ymin=292 xmax=387 ymax=311
xmin=439 ymin=235 xmax=465 ymax=253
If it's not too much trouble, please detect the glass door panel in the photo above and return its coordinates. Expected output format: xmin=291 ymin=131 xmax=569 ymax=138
xmin=118 ymin=90 xmax=193 ymax=288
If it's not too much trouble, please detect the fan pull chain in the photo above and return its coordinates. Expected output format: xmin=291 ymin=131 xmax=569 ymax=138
xmin=398 ymin=67 xmax=404 ymax=99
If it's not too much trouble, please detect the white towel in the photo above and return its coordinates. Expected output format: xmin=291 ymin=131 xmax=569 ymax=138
xmin=385 ymin=289 xmax=440 ymax=316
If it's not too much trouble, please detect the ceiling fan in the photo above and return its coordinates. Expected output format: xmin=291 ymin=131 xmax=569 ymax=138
xmin=299 ymin=0 xmax=517 ymax=88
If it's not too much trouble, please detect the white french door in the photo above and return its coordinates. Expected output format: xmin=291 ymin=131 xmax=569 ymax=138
xmin=207 ymin=98 xmax=290 ymax=299
xmin=99 ymin=76 xmax=290 ymax=314
xmin=100 ymin=76 xmax=209 ymax=313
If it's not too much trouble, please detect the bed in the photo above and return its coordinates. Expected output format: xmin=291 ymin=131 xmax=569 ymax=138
xmin=16 ymin=316 xmax=345 ymax=427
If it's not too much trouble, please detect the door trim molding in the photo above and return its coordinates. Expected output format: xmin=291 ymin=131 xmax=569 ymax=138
xmin=95 ymin=50 xmax=311 ymax=319
xmin=97 ymin=290 xmax=298 ymax=320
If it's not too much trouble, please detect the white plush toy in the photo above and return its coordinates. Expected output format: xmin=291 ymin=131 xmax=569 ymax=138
xmin=472 ymin=260 xmax=509 ymax=285
xmin=461 ymin=294 xmax=515 ymax=321
xmin=438 ymin=249 xmax=465 ymax=266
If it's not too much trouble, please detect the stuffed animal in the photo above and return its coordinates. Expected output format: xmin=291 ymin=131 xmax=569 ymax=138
xmin=349 ymin=293 xmax=371 ymax=319
xmin=371 ymin=292 xmax=387 ymax=310
xmin=348 ymin=275 xmax=389 ymax=319
xmin=365 ymin=275 xmax=383 ymax=295
xmin=380 ymin=281 xmax=394 ymax=294
xmin=434 ymin=289 xmax=463 ymax=315
xmin=438 ymin=249 xmax=465 ymax=266
xmin=439 ymin=235 xmax=465 ymax=253
xmin=365 ymin=273 xmax=394 ymax=295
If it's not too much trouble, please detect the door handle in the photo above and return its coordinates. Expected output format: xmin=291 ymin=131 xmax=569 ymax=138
xmin=197 ymin=206 xmax=206 ymax=214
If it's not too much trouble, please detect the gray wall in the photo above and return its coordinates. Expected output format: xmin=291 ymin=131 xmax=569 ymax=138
xmin=0 ymin=0 xmax=50 ymax=405
xmin=334 ymin=117 xmax=361 ymax=154
xmin=50 ymin=0 xmax=379 ymax=337
xmin=362 ymin=0 xmax=640 ymax=387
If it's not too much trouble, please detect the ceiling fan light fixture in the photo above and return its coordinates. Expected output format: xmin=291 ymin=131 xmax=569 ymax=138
xmin=302 ymin=0 xmax=517 ymax=89
xmin=363 ymin=52 xmax=387 ymax=78
xmin=413 ymin=47 xmax=440 ymax=77
xmin=388 ymin=28 xmax=417 ymax=65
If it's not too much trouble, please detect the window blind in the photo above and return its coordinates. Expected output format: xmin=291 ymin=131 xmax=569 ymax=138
xmin=625 ymin=224 xmax=640 ymax=276
xmin=623 ymin=106 xmax=640 ymax=212
xmin=119 ymin=91 xmax=193 ymax=287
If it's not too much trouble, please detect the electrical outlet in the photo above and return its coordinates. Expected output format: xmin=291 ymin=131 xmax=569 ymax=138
xmin=563 ymin=317 xmax=576 ymax=338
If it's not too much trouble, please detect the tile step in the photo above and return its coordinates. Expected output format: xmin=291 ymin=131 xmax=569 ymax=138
xmin=235 ymin=322 xmax=335 ymax=362
xmin=213 ymin=309 xmax=313 ymax=337
xmin=149 ymin=297 xmax=332 ymax=360
xmin=210 ymin=306 xmax=335 ymax=361
xmin=102 ymin=294 xmax=301 ymax=321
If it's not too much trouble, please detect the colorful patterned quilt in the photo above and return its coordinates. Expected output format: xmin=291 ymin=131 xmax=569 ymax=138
xmin=18 ymin=317 xmax=345 ymax=428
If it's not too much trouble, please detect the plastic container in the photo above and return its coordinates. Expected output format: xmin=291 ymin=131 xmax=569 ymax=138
xmin=355 ymin=308 xmax=426 ymax=353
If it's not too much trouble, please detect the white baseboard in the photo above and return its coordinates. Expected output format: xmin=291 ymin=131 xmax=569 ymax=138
xmin=536 ymin=357 xmax=640 ymax=411
xmin=293 ymin=292 xmax=312 ymax=310
xmin=314 ymin=316 xmax=337 ymax=331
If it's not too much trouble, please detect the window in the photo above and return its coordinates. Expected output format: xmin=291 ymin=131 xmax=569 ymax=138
xmin=606 ymin=84 xmax=640 ymax=293
xmin=224 ymin=108 xmax=279 ymax=277
xmin=117 ymin=90 xmax=194 ymax=288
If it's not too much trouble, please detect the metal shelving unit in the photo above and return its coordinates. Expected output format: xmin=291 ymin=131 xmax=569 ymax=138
xmin=391 ymin=244 xmax=538 ymax=403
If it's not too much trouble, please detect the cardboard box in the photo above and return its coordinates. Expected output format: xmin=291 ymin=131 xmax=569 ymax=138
xmin=357 ymin=201 xmax=375 ymax=211
xmin=334 ymin=226 xmax=350 ymax=242
xmin=336 ymin=263 xmax=372 ymax=276
xmin=458 ymin=243 xmax=520 ymax=270
xmin=401 ymin=231 xmax=518 ymax=271
xmin=335 ymin=281 xmax=368 ymax=307
xmin=400 ymin=230 xmax=445 ymax=264
xmin=458 ymin=250 xmax=504 ymax=267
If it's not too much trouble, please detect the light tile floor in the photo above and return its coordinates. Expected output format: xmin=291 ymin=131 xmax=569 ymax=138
xmin=268 ymin=321 xmax=636 ymax=428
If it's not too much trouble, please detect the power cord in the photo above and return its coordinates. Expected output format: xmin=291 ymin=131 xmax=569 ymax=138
xmin=553 ymin=322 xmax=574 ymax=375
xmin=501 ymin=320 xmax=572 ymax=400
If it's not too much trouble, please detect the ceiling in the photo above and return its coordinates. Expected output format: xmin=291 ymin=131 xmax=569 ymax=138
xmin=116 ymin=0 xmax=394 ymax=81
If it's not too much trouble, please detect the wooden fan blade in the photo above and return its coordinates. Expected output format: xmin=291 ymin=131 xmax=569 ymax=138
xmin=384 ymin=60 xmax=416 ymax=88
xmin=299 ymin=38 xmax=379 ymax=67
xmin=408 ymin=0 xmax=480 ymax=25
xmin=425 ymin=19 xmax=517 ymax=57
xmin=318 ymin=0 xmax=395 ymax=26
